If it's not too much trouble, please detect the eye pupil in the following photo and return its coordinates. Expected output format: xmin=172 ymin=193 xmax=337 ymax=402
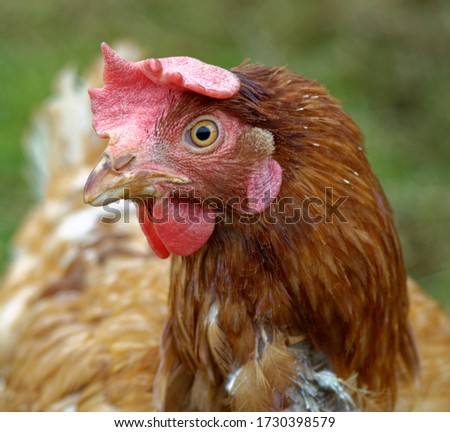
xmin=195 ymin=126 xmax=211 ymax=142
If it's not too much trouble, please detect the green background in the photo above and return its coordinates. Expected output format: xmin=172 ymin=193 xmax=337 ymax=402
xmin=0 ymin=0 xmax=449 ymax=311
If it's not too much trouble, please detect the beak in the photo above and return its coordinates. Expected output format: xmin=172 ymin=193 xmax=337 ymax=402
xmin=84 ymin=153 xmax=189 ymax=206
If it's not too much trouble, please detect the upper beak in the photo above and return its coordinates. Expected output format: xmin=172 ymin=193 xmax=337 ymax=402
xmin=84 ymin=153 xmax=189 ymax=206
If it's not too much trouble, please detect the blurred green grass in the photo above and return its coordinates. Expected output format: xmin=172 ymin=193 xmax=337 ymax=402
xmin=0 ymin=0 xmax=449 ymax=311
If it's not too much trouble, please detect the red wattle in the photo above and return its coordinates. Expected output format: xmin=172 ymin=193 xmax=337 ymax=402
xmin=153 ymin=197 xmax=215 ymax=256
xmin=136 ymin=197 xmax=216 ymax=259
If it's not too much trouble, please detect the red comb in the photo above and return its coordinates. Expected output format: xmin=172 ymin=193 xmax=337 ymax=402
xmin=89 ymin=43 xmax=240 ymax=139
xmin=100 ymin=42 xmax=240 ymax=98
xmin=140 ymin=55 xmax=240 ymax=99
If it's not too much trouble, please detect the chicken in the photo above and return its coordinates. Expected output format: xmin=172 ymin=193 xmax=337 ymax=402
xmin=0 ymin=43 xmax=449 ymax=412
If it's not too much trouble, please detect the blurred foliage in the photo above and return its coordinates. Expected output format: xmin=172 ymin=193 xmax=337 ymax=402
xmin=0 ymin=0 xmax=449 ymax=310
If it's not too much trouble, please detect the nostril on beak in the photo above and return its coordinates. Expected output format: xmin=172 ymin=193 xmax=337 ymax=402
xmin=111 ymin=152 xmax=136 ymax=172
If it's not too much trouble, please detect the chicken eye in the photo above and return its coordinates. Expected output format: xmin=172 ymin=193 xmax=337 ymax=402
xmin=189 ymin=120 xmax=219 ymax=147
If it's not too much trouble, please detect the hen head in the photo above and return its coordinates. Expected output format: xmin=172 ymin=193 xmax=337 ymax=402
xmin=84 ymin=43 xmax=282 ymax=259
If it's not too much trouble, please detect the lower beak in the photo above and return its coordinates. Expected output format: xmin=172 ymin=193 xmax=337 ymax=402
xmin=83 ymin=154 xmax=189 ymax=206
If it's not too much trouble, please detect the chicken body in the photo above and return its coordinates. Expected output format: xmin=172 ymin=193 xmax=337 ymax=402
xmin=0 ymin=45 xmax=449 ymax=411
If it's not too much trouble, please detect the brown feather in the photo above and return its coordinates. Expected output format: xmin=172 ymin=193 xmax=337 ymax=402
xmin=229 ymin=360 xmax=273 ymax=411
xmin=260 ymin=336 xmax=298 ymax=396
